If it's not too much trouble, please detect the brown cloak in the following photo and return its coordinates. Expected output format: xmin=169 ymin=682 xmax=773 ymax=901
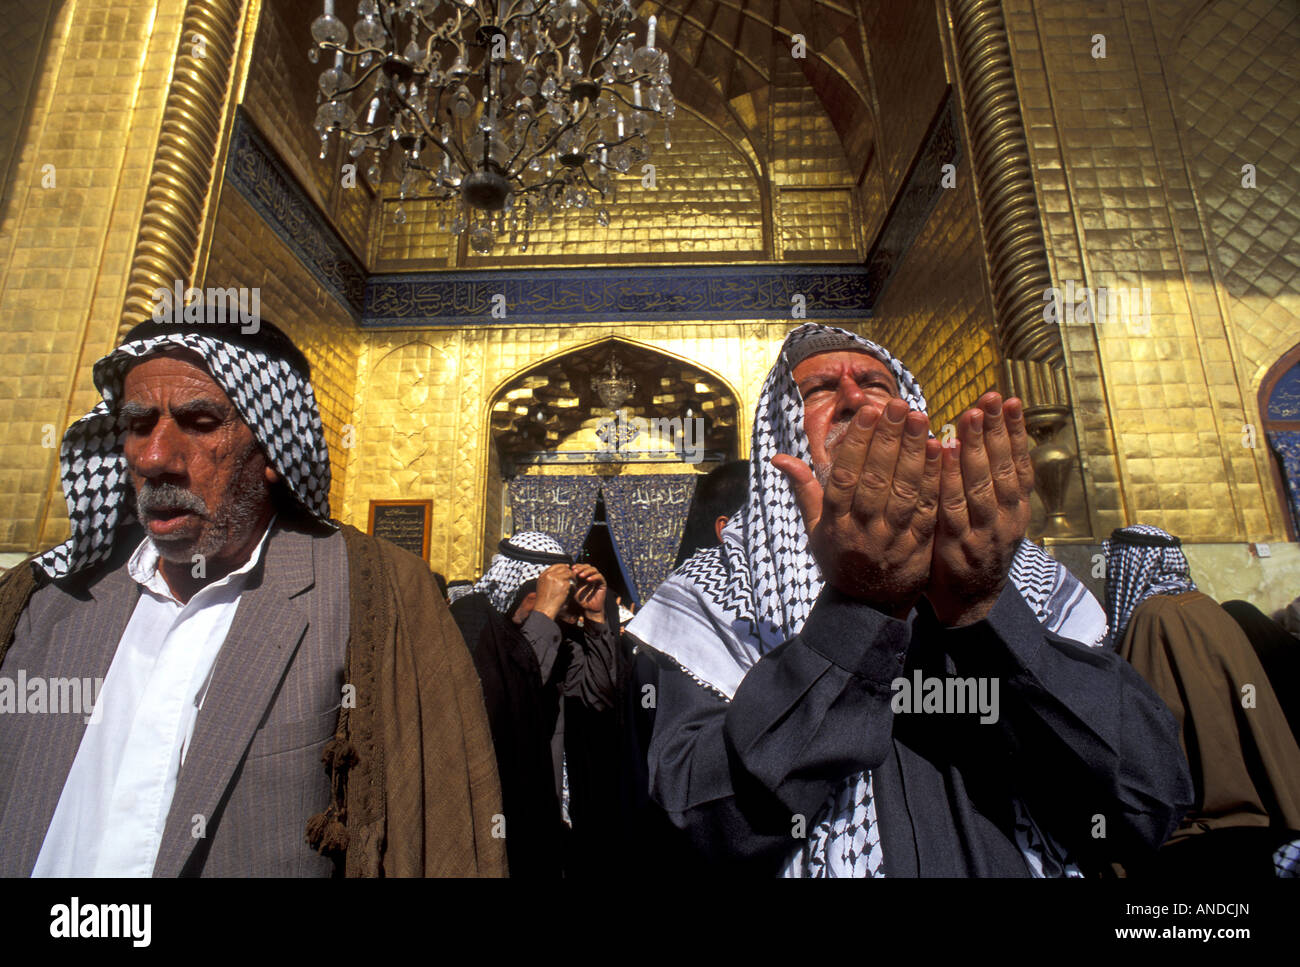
xmin=1118 ymin=590 xmax=1300 ymax=844
xmin=0 ymin=523 xmax=506 ymax=877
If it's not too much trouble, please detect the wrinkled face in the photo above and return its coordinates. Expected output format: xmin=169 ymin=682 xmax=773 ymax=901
xmin=792 ymin=349 xmax=901 ymax=483
xmin=120 ymin=351 xmax=276 ymax=565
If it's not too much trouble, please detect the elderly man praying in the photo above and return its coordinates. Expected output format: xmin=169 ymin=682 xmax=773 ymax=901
xmin=627 ymin=323 xmax=1192 ymax=876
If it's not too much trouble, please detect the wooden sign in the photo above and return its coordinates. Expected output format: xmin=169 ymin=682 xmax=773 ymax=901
xmin=368 ymin=499 xmax=432 ymax=561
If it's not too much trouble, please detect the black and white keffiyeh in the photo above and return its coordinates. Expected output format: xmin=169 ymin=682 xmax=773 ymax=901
xmin=34 ymin=331 xmax=332 ymax=581
xmin=1102 ymin=524 xmax=1197 ymax=646
xmin=627 ymin=323 xmax=1103 ymax=877
xmin=449 ymin=531 xmax=571 ymax=614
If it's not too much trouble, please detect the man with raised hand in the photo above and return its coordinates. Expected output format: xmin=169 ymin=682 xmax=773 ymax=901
xmin=627 ymin=322 xmax=1190 ymax=876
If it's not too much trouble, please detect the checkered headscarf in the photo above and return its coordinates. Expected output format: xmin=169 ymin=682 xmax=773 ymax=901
xmin=450 ymin=531 xmax=571 ymax=614
xmin=33 ymin=330 xmax=332 ymax=581
xmin=628 ymin=323 xmax=1096 ymax=877
xmin=1102 ymin=524 xmax=1197 ymax=646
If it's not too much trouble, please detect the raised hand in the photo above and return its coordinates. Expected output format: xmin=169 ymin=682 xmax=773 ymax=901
xmin=535 ymin=563 xmax=573 ymax=620
xmin=570 ymin=562 xmax=608 ymax=622
xmin=773 ymin=397 xmax=942 ymax=619
xmin=925 ymin=393 xmax=1034 ymax=626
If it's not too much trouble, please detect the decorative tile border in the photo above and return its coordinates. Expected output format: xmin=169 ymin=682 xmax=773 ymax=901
xmin=863 ymin=93 xmax=962 ymax=302
xmin=225 ymin=109 xmax=367 ymax=317
xmin=363 ymin=263 xmax=871 ymax=326
xmin=1267 ymin=362 xmax=1300 ymax=421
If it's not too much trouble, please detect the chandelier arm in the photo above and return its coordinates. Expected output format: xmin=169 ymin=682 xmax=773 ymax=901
xmin=425 ymin=8 xmax=472 ymax=66
xmin=603 ymin=85 xmax=662 ymax=114
xmin=326 ymin=57 xmax=394 ymax=103
xmin=526 ymin=93 xmax=591 ymax=166
xmin=376 ymin=1 xmax=396 ymax=36
xmin=587 ymin=27 xmax=632 ymax=76
xmin=409 ymin=79 xmax=474 ymax=176
xmin=595 ymin=132 xmax=647 ymax=152
xmin=503 ymin=111 xmax=547 ymax=174
xmin=574 ymin=165 xmax=602 ymax=192
xmin=439 ymin=126 xmax=477 ymax=177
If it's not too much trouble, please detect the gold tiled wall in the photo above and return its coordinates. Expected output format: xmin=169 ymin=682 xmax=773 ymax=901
xmin=870 ymin=165 xmax=999 ymax=435
xmin=203 ymin=189 xmax=361 ymax=516
xmin=345 ymin=321 xmax=794 ymax=579
xmin=1174 ymin=1 xmax=1300 ymax=397
xmin=1003 ymin=0 xmax=1292 ymax=540
xmin=378 ymin=109 xmax=766 ymax=267
xmin=0 ymin=0 xmax=189 ymax=551
xmin=0 ymin=1 xmax=59 ymax=224
xmin=859 ymin=0 xmax=949 ymax=205
xmin=769 ymin=49 xmax=859 ymax=258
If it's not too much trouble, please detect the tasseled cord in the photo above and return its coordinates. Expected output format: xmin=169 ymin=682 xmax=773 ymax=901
xmin=306 ymin=707 xmax=358 ymax=855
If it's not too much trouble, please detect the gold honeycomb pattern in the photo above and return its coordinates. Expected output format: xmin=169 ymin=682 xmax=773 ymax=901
xmin=1002 ymin=0 xmax=1292 ymax=540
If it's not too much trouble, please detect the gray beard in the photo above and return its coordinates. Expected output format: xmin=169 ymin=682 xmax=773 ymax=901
xmin=136 ymin=442 xmax=270 ymax=565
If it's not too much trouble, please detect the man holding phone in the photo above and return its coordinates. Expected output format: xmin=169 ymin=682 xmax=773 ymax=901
xmin=449 ymin=533 xmax=620 ymax=877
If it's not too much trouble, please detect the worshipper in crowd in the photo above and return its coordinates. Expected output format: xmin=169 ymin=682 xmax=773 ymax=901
xmin=1221 ymin=598 xmax=1300 ymax=742
xmin=0 ymin=314 xmax=504 ymax=877
xmin=625 ymin=322 xmax=1189 ymax=876
xmin=449 ymin=534 xmax=622 ymax=877
xmin=673 ymin=459 xmax=750 ymax=567
xmin=1106 ymin=526 xmax=1300 ymax=876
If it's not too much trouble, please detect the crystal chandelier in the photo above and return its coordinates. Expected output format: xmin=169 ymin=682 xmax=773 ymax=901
xmin=309 ymin=0 xmax=674 ymax=254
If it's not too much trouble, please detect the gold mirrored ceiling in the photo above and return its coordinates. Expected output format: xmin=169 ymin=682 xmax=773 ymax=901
xmin=490 ymin=338 xmax=738 ymax=457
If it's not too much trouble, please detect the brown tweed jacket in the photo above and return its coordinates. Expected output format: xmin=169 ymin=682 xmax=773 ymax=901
xmin=0 ymin=521 xmax=505 ymax=877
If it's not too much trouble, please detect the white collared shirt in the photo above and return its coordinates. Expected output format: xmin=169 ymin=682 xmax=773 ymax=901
xmin=32 ymin=520 xmax=275 ymax=877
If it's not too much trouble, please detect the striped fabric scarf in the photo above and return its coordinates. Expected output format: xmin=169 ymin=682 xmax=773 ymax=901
xmin=627 ymin=323 xmax=1106 ymax=877
xmin=1102 ymin=524 xmax=1197 ymax=646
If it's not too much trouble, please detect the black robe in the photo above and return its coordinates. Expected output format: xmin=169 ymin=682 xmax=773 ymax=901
xmin=450 ymin=592 xmax=627 ymax=877
xmin=631 ymin=581 xmax=1194 ymax=876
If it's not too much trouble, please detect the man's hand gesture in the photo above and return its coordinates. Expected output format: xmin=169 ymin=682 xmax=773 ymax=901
xmin=535 ymin=564 xmax=573 ymax=620
xmin=571 ymin=563 xmax=608 ymax=623
xmin=773 ymin=398 xmax=942 ymax=619
xmin=924 ymin=393 xmax=1034 ymax=627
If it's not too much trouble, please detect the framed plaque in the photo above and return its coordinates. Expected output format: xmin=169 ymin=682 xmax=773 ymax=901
xmin=368 ymin=499 xmax=432 ymax=561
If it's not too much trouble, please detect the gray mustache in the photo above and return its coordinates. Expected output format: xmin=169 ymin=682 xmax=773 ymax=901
xmin=824 ymin=419 xmax=852 ymax=453
xmin=135 ymin=481 xmax=208 ymax=518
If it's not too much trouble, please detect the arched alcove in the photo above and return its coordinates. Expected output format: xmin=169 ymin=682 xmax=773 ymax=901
xmin=483 ymin=337 xmax=740 ymax=601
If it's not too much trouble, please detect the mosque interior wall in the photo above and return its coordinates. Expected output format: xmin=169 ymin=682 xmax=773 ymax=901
xmin=1003 ymin=0 xmax=1299 ymax=545
xmin=1 ymin=0 xmax=1296 ymax=603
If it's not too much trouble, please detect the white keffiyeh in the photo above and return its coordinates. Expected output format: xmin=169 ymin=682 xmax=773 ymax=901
xmin=628 ymin=323 xmax=1105 ymax=877
xmin=34 ymin=331 xmax=333 ymax=581
xmin=449 ymin=531 xmax=571 ymax=613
